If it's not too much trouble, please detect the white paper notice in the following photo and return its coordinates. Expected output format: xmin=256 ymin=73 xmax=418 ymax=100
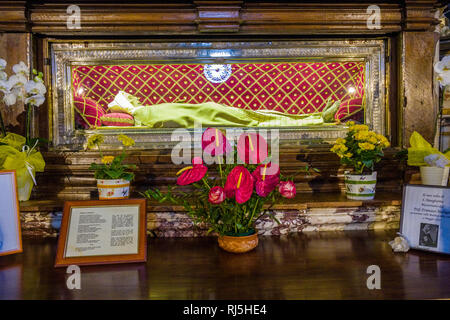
xmin=402 ymin=185 xmax=450 ymax=254
xmin=0 ymin=172 xmax=20 ymax=255
xmin=65 ymin=205 xmax=140 ymax=258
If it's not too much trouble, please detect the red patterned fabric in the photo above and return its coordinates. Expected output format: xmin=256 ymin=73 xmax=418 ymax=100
xmin=73 ymin=96 xmax=105 ymax=129
xmin=335 ymin=97 xmax=364 ymax=121
xmin=72 ymin=62 xmax=365 ymax=117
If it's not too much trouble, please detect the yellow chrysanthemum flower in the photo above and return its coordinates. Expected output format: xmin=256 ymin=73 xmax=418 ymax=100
xmin=354 ymin=131 xmax=369 ymax=140
xmin=352 ymin=124 xmax=369 ymax=132
xmin=344 ymin=152 xmax=353 ymax=158
xmin=101 ymin=156 xmax=115 ymax=164
xmin=367 ymin=136 xmax=378 ymax=144
xmin=118 ymin=134 xmax=135 ymax=147
xmin=335 ymin=138 xmax=346 ymax=144
xmin=358 ymin=142 xmax=375 ymax=151
xmin=346 ymin=121 xmax=355 ymax=127
xmin=331 ymin=143 xmax=348 ymax=154
xmin=87 ymin=134 xmax=105 ymax=150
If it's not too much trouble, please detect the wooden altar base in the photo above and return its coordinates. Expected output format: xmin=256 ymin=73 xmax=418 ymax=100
xmin=19 ymin=192 xmax=402 ymax=238
xmin=1 ymin=230 xmax=450 ymax=300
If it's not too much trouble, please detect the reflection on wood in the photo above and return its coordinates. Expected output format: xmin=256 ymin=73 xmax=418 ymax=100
xmin=1 ymin=231 xmax=450 ymax=299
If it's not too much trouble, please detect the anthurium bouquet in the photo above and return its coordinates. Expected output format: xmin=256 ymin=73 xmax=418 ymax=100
xmin=331 ymin=121 xmax=390 ymax=174
xmin=87 ymin=134 xmax=136 ymax=181
xmin=143 ymin=128 xmax=296 ymax=236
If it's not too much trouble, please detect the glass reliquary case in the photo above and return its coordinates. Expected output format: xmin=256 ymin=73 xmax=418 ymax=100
xmin=48 ymin=40 xmax=386 ymax=150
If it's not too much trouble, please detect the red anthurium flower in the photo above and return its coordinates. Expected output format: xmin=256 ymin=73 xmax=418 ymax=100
xmin=278 ymin=181 xmax=297 ymax=199
xmin=224 ymin=166 xmax=254 ymax=204
xmin=176 ymin=157 xmax=208 ymax=186
xmin=202 ymin=127 xmax=231 ymax=157
xmin=237 ymin=132 xmax=268 ymax=164
xmin=208 ymin=186 xmax=225 ymax=204
xmin=252 ymin=163 xmax=280 ymax=197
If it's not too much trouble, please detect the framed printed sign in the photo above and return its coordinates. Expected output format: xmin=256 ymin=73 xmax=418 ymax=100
xmin=400 ymin=184 xmax=450 ymax=255
xmin=0 ymin=171 xmax=22 ymax=256
xmin=55 ymin=199 xmax=147 ymax=267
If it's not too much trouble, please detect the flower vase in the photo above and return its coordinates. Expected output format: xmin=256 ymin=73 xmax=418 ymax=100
xmin=218 ymin=230 xmax=259 ymax=253
xmin=17 ymin=167 xmax=35 ymax=202
xmin=97 ymin=179 xmax=130 ymax=200
xmin=420 ymin=166 xmax=449 ymax=186
xmin=344 ymin=171 xmax=377 ymax=200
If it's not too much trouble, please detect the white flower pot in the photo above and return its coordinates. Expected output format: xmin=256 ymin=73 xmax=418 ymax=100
xmin=97 ymin=179 xmax=130 ymax=200
xmin=420 ymin=166 xmax=449 ymax=186
xmin=344 ymin=171 xmax=377 ymax=200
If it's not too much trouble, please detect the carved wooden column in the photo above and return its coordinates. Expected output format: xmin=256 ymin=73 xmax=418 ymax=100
xmin=0 ymin=1 xmax=30 ymax=135
xmin=400 ymin=1 xmax=441 ymax=147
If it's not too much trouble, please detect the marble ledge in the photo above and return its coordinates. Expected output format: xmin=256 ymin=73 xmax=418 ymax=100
xmin=19 ymin=193 xmax=402 ymax=238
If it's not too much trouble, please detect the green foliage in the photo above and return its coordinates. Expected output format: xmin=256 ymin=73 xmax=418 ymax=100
xmin=89 ymin=152 xmax=136 ymax=181
xmin=331 ymin=124 xmax=389 ymax=174
xmin=142 ymin=180 xmax=281 ymax=236
xmin=26 ymin=137 xmax=49 ymax=149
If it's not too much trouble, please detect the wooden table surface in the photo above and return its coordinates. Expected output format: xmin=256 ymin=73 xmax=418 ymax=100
xmin=1 ymin=230 xmax=449 ymax=300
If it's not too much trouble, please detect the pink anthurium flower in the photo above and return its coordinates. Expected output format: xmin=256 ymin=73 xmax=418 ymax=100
xmin=202 ymin=127 xmax=231 ymax=157
xmin=176 ymin=157 xmax=208 ymax=186
xmin=237 ymin=132 xmax=268 ymax=164
xmin=252 ymin=162 xmax=280 ymax=197
xmin=278 ymin=181 xmax=297 ymax=199
xmin=224 ymin=166 xmax=254 ymax=204
xmin=208 ymin=186 xmax=225 ymax=204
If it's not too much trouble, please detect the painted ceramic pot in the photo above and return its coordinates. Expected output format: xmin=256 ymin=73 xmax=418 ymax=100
xmin=344 ymin=171 xmax=377 ymax=200
xmin=218 ymin=231 xmax=259 ymax=253
xmin=420 ymin=166 xmax=449 ymax=186
xmin=97 ymin=179 xmax=130 ymax=200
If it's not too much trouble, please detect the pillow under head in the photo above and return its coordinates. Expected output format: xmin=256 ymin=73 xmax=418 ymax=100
xmin=73 ymin=96 xmax=105 ymax=129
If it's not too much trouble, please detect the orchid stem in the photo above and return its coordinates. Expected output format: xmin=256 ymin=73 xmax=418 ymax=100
xmin=0 ymin=109 xmax=6 ymax=137
xmin=26 ymin=104 xmax=31 ymax=146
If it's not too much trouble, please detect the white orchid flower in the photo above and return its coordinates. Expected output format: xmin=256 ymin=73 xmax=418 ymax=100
xmin=25 ymin=80 xmax=46 ymax=95
xmin=3 ymin=92 xmax=17 ymax=106
xmin=8 ymin=74 xmax=27 ymax=88
xmin=0 ymin=58 xmax=6 ymax=70
xmin=0 ymin=71 xmax=7 ymax=81
xmin=12 ymin=61 xmax=28 ymax=76
xmin=0 ymin=79 xmax=11 ymax=93
xmin=25 ymin=94 xmax=45 ymax=107
xmin=434 ymin=55 xmax=450 ymax=73
xmin=438 ymin=72 xmax=450 ymax=87
xmin=435 ymin=56 xmax=450 ymax=87
xmin=12 ymin=86 xmax=24 ymax=100
xmin=34 ymin=76 xmax=44 ymax=83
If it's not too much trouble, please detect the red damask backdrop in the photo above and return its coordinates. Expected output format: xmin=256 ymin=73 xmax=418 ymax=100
xmin=72 ymin=61 xmax=365 ymax=126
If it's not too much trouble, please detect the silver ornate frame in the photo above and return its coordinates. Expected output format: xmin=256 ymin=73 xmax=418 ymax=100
xmin=49 ymin=40 xmax=385 ymax=150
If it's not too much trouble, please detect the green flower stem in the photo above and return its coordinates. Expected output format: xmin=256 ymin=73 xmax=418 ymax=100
xmin=217 ymin=156 xmax=223 ymax=182
xmin=97 ymin=143 xmax=104 ymax=159
xmin=202 ymin=177 xmax=211 ymax=189
xmin=247 ymin=198 xmax=259 ymax=228
xmin=26 ymin=104 xmax=32 ymax=146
